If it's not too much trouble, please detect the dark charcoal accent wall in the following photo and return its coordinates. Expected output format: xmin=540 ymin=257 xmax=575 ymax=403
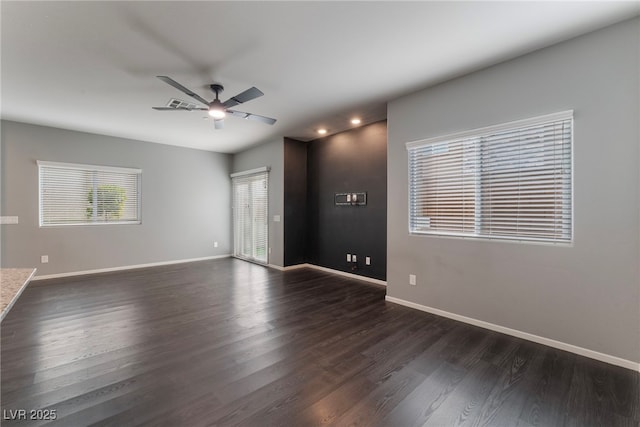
xmin=306 ymin=121 xmax=387 ymax=280
xmin=283 ymin=138 xmax=308 ymax=266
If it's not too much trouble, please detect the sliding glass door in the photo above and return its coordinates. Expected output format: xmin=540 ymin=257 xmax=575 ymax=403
xmin=232 ymin=170 xmax=269 ymax=264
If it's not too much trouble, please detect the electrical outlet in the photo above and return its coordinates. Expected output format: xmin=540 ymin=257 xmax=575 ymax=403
xmin=214 ymin=241 xmax=218 ymax=248
xmin=365 ymin=256 xmax=371 ymax=265
xmin=41 ymin=255 xmax=49 ymax=264
xmin=409 ymin=274 xmax=416 ymax=286
xmin=346 ymin=254 xmax=352 ymax=262
xmin=352 ymin=254 xmax=357 ymax=262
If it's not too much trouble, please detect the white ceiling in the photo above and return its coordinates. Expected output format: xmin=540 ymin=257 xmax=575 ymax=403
xmin=2 ymin=1 xmax=638 ymax=153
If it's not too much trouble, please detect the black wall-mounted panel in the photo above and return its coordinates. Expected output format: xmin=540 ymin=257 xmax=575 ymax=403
xmin=306 ymin=121 xmax=387 ymax=280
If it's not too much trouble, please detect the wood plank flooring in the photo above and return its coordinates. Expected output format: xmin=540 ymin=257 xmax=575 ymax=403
xmin=1 ymin=258 xmax=638 ymax=426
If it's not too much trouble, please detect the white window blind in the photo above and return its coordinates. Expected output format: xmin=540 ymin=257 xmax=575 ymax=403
xmin=407 ymin=111 xmax=572 ymax=243
xmin=38 ymin=161 xmax=141 ymax=226
xmin=232 ymin=169 xmax=269 ymax=263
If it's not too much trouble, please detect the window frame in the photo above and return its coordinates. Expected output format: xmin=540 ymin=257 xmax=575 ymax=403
xmin=38 ymin=160 xmax=142 ymax=227
xmin=406 ymin=110 xmax=574 ymax=245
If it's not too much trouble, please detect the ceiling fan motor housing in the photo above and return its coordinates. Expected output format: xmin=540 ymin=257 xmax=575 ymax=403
xmin=208 ymin=84 xmax=226 ymax=118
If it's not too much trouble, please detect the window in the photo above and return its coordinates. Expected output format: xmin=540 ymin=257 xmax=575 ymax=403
xmin=231 ymin=167 xmax=269 ymax=264
xmin=38 ymin=161 xmax=141 ymax=226
xmin=407 ymin=111 xmax=572 ymax=243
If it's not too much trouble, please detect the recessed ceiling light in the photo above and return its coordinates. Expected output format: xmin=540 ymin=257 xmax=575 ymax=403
xmin=351 ymin=118 xmax=361 ymax=125
xmin=317 ymin=128 xmax=327 ymax=135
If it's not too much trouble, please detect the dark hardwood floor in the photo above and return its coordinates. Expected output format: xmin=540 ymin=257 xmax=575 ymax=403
xmin=1 ymin=258 xmax=638 ymax=426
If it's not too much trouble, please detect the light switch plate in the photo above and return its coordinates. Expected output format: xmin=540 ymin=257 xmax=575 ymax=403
xmin=0 ymin=216 xmax=19 ymax=225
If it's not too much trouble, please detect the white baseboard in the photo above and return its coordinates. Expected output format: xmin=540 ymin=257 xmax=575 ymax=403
xmin=31 ymin=255 xmax=232 ymax=281
xmin=305 ymin=264 xmax=387 ymax=286
xmin=385 ymin=295 xmax=639 ymax=372
xmin=284 ymin=264 xmax=309 ymax=271
xmin=267 ymin=263 xmax=308 ymax=271
xmin=266 ymin=262 xmax=387 ymax=286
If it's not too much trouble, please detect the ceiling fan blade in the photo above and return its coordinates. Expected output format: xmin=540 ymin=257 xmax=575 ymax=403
xmin=227 ymin=109 xmax=277 ymax=125
xmin=152 ymin=107 xmax=207 ymax=111
xmin=222 ymin=87 xmax=264 ymax=108
xmin=156 ymin=76 xmax=210 ymax=106
xmin=213 ymin=119 xmax=224 ymax=130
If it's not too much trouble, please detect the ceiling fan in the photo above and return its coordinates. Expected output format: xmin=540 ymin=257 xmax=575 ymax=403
xmin=152 ymin=76 xmax=277 ymax=129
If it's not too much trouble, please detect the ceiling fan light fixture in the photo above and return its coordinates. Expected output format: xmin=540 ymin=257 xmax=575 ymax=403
xmin=208 ymin=108 xmax=226 ymax=119
xmin=208 ymin=99 xmax=226 ymax=119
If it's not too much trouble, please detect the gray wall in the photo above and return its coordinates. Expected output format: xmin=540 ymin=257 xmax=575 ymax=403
xmin=387 ymin=18 xmax=639 ymax=363
xmin=1 ymin=120 xmax=232 ymax=276
xmin=232 ymin=138 xmax=284 ymax=267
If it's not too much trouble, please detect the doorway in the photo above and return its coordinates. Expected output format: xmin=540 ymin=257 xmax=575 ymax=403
xmin=232 ymin=169 xmax=269 ymax=264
